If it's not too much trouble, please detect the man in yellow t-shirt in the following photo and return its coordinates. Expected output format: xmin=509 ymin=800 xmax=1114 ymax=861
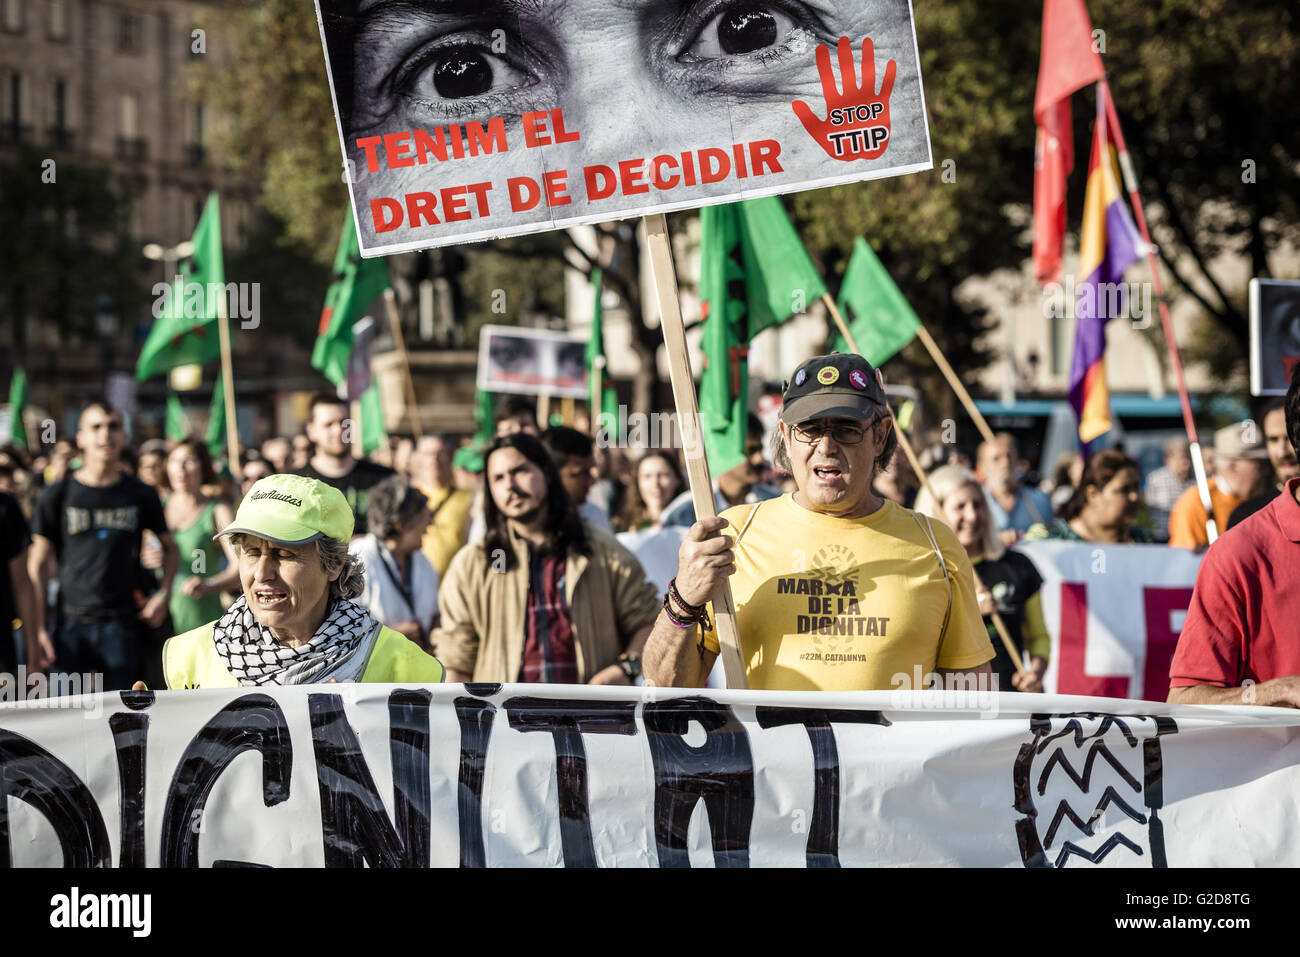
xmin=643 ymin=353 xmax=993 ymax=692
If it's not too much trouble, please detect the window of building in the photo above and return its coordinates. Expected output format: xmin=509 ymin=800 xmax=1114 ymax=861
xmin=8 ymin=73 xmax=22 ymax=125
xmin=117 ymin=11 xmax=141 ymax=52
xmin=52 ymin=78 xmax=65 ymax=128
xmin=118 ymin=92 xmax=138 ymax=138
xmin=46 ymin=0 xmax=66 ymax=40
xmin=2 ymin=0 xmax=24 ymax=33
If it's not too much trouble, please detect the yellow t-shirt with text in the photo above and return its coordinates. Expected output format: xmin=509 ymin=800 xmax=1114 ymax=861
xmin=702 ymin=494 xmax=993 ymax=691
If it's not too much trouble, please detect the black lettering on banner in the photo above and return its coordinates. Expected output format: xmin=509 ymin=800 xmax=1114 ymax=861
xmin=308 ymin=690 xmax=432 ymax=867
xmin=110 ymin=689 xmax=155 ymax=868
xmin=455 ymin=685 xmax=500 ymax=868
xmin=504 ymin=696 xmax=638 ymax=868
xmin=755 ymin=707 xmax=891 ymax=868
xmin=160 ymin=693 xmax=292 ymax=868
xmin=643 ymin=696 xmax=754 ymax=868
xmin=0 ymin=729 xmax=112 ymax=867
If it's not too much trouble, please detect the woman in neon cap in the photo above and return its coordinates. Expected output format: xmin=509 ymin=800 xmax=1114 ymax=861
xmin=157 ymin=474 xmax=445 ymax=688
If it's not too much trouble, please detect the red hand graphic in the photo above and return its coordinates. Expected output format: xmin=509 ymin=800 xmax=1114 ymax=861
xmin=792 ymin=36 xmax=897 ymax=162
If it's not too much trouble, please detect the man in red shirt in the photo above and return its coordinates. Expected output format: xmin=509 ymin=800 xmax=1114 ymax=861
xmin=1169 ymin=369 xmax=1300 ymax=706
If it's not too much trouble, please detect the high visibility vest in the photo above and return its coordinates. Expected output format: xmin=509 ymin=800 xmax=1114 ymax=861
xmin=163 ymin=620 xmax=445 ymax=689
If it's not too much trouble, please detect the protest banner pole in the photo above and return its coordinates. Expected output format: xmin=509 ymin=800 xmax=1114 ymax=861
xmin=824 ymin=295 xmax=1029 ymax=677
xmin=561 ymin=396 xmax=575 ymax=426
xmin=216 ymin=298 xmax=241 ymax=469
xmin=383 ymin=289 xmax=423 ymax=443
xmin=644 ymin=212 xmax=749 ymax=690
xmin=913 ymin=324 xmax=998 ymax=446
xmin=537 ymin=392 xmax=551 ymax=429
xmin=1100 ymin=80 xmax=1217 ymax=543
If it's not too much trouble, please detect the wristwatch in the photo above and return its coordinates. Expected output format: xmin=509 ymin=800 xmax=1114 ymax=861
xmin=617 ymin=653 xmax=642 ymax=681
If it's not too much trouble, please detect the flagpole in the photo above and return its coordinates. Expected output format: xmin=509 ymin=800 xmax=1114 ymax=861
xmin=1099 ymin=79 xmax=1217 ymax=543
xmin=644 ymin=212 xmax=749 ymax=690
xmin=216 ymin=298 xmax=241 ymax=470
xmin=913 ymin=325 xmax=998 ymax=446
xmin=383 ymin=289 xmax=423 ymax=443
xmin=824 ymin=295 xmax=1030 ymax=678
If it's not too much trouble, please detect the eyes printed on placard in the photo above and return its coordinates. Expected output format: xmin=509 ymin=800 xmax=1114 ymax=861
xmin=677 ymin=0 xmax=826 ymax=63
xmin=349 ymin=0 xmax=838 ymax=134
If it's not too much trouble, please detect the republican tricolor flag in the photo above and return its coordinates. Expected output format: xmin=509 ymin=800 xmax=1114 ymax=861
xmin=1068 ymin=92 xmax=1144 ymax=446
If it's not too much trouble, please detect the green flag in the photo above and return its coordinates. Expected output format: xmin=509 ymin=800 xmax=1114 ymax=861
xmin=698 ymin=198 xmax=827 ymax=473
xmin=205 ymin=371 xmax=226 ymax=460
xmin=830 ymin=237 xmax=921 ymax=365
xmin=7 ymin=367 xmax=26 ymax=449
xmin=584 ymin=268 xmax=619 ymax=436
xmin=360 ymin=383 xmax=387 ymax=456
xmin=165 ymin=393 xmax=188 ymax=440
xmin=474 ymin=388 xmax=495 ymax=444
xmin=313 ymin=208 xmax=390 ymax=387
xmin=136 ymin=193 xmax=226 ymax=381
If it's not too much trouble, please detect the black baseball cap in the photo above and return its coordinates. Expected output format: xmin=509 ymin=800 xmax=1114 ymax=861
xmin=780 ymin=353 xmax=888 ymax=426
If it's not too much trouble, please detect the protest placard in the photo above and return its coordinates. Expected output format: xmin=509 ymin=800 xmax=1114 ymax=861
xmin=476 ymin=324 xmax=589 ymax=398
xmin=314 ymin=0 xmax=933 ymax=254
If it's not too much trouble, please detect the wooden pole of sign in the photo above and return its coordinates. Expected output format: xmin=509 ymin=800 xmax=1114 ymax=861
xmin=537 ymin=392 xmax=551 ymax=429
xmin=383 ymin=290 xmax=423 ymax=442
xmin=644 ymin=213 xmax=748 ymax=690
xmin=823 ymin=295 xmax=1029 ymax=678
xmin=914 ymin=324 xmax=997 ymax=447
xmin=216 ymin=299 xmax=241 ymax=470
xmin=561 ymin=396 xmax=575 ymax=427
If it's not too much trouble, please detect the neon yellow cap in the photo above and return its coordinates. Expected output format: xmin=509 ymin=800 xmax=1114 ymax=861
xmin=215 ymin=474 xmax=353 ymax=546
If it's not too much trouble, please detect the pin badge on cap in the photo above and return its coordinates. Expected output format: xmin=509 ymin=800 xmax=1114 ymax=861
xmin=817 ymin=367 xmax=839 ymax=385
xmin=849 ymin=370 xmax=868 ymax=390
xmin=794 ymin=369 xmax=808 ymax=387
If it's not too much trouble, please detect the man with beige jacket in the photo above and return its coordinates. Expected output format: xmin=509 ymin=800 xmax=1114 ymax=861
xmin=434 ymin=433 xmax=660 ymax=685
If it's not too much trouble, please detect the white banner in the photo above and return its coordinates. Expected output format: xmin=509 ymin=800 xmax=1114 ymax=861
xmin=1015 ymin=542 xmax=1203 ymax=701
xmin=313 ymin=1 xmax=933 ymax=254
xmin=0 ymin=683 xmax=1295 ymax=867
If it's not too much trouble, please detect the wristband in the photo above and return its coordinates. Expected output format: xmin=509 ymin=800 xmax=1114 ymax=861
xmin=668 ymin=578 xmax=704 ymax=615
xmin=661 ymin=592 xmax=697 ymax=629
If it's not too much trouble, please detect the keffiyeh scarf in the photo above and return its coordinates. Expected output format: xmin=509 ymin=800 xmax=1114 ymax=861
xmin=213 ymin=595 xmax=378 ymax=686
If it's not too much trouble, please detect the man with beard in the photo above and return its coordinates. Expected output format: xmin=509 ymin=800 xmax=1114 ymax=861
xmin=643 ymin=354 xmax=992 ymax=691
xmin=433 ymin=433 xmax=660 ymax=685
xmin=1226 ymin=399 xmax=1300 ymax=529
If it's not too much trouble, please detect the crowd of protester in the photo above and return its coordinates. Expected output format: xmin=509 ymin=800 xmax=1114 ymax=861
xmin=1 ymin=356 xmax=1297 ymax=704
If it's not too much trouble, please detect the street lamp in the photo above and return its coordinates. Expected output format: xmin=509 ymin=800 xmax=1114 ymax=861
xmin=142 ymin=240 xmax=195 ymax=288
xmin=143 ymin=240 xmax=199 ymax=391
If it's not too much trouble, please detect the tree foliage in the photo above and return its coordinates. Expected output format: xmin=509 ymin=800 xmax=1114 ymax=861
xmin=195 ymin=0 xmax=1299 ymax=406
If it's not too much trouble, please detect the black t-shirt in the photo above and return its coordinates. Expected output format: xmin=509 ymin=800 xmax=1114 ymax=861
xmin=32 ymin=474 xmax=167 ymax=620
xmin=0 ymin=492 xmax=31 ymax=655
xmin=1227 ymin=487 xmax=1281 ymax=530
xmin=295 ymin=459 xmax=395 ymax=536
xmin=973 ymin=550 xmax=1044 ymax=691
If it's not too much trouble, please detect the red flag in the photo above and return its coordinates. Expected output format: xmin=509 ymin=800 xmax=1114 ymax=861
xmin=1032 ymin=0 xmax=1105 ymax=285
